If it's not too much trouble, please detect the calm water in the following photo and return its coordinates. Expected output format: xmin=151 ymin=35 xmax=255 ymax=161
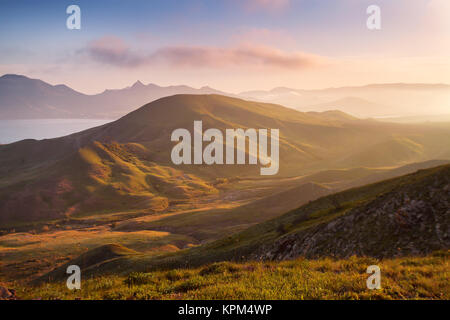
xmin=0 ymin=119 xmax=113 ymax=144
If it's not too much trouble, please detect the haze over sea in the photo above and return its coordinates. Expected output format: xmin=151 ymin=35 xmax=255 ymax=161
xmin=0 ymin=119 xmax=112 ymax=144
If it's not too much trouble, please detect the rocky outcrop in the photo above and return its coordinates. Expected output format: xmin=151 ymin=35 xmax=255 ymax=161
xmin=0 ymin=286 xmax=17 ymax=300
xmin=254 ymin=167 xmax=450 ymax=260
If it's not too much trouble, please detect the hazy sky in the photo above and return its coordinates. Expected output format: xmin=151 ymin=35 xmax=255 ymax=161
xmin=1 ymin=0 xmax=449 ymax=94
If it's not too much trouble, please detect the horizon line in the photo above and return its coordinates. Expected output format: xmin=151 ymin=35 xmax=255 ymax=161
xmin=2 ymin=73 xmax=450 ymax=97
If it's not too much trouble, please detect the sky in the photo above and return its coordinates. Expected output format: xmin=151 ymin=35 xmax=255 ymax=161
xmin=0 ymin=0 xmax=449 ymax=94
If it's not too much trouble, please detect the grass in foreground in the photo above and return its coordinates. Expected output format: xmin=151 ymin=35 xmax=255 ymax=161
xmin=15 ymin=251 xmax=449 ymax=300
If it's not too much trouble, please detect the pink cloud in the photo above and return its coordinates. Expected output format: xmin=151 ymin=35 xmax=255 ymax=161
xmin=86 ymin=36 xmax=139 ymax=67
xmin=85 ymin=36 xmax=327 ymax=70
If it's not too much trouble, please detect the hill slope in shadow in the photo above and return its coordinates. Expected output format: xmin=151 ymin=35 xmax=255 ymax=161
xmin=1 ymin=94 xmax=449 ymax=225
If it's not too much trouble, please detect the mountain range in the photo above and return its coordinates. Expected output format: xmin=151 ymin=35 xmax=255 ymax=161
xmin=0 ymin=74 xmax=229 ymax=119
xmin=2 ymin=74 xmax=450 ymax=120
xmin=240 ymin=84 xmax=450 ymax=118
xmin=0 ymin=89 xmax=449 ymax=293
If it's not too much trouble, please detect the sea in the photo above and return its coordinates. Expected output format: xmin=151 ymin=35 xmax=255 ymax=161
xmin=0 ymin=119 xmax=113 ymax=144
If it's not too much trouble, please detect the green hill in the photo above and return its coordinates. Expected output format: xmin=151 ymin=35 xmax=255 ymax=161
xmin=1 ymin=94 xmax=449 ymax=225
xmin=61 ymin=164 xmax=449 ymax=278
xmin=38 ymin=244 xmax=138 ymax=283
xmin=113 ymin=182 xmax=331 ymax=242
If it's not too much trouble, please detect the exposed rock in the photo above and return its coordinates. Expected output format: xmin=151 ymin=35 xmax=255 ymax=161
xmin=253 ymin=167 xmax=450 ymax=260
xmin=0 ymin=286 xmax=16 ymax=300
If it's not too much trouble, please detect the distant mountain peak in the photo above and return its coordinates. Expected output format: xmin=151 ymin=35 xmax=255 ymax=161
xmin=0 ymin=74 xmax=30 ymax=80
xmin=131 ymin=80 xmax=145 ymax=88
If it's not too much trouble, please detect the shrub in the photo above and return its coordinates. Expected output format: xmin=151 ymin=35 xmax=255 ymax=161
xmin=124 ymin=272 xmax=155 ymax=287
xmin=172 ymin=278 xmax=205 ymax=293
xmin=199 ymin=262 xmax=240 ymax=276
xmin=165 ymin=269 xmax=186 ymax=281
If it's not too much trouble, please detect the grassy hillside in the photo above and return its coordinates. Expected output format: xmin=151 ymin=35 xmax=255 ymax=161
xmin=19 ymin=251 xmax=449 ymax=300
xmin=339 ymin=137 xmax=426 ymax=167
xmin=114 ymin=182 xmax=331 ymax=241
xmin=1 ymin=94 xmax=449 ymax=225
xmin=47 ymin=164 xmax=449 ymax=279
xmin=0 ymin=140 xmax=217 ymax=225
xmin=2 ymin=160 xmax=445 ymax=285
xmin=0 ymin=227 xmax=193 ymax=281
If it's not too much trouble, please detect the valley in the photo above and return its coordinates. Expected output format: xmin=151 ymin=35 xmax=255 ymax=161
xmin=2 ymin=0 xmax=450 ymax=302
xmin=0 ymin=94 xmax=449 ymax=300
xmin=1 ymin=156 xmax=448 ymax=285
xmin=3 ymin=163 xmax=448 ymax=300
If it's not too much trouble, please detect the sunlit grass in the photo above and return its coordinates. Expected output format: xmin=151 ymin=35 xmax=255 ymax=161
xmin=16 ymin=251 xmax=449 ymax=300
